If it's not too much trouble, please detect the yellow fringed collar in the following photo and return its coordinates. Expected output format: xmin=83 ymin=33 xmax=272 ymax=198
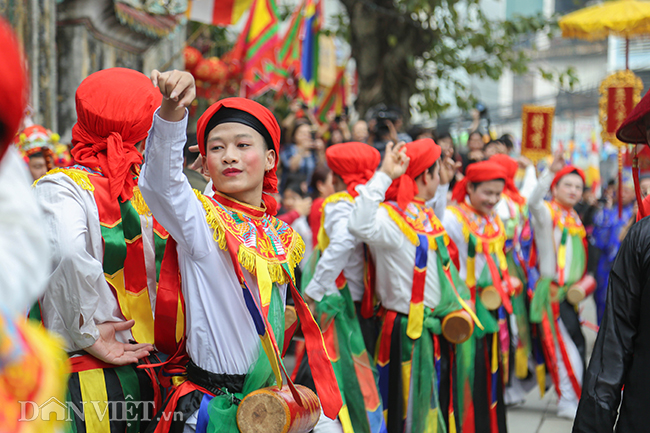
xmin=316 ymin=191 xmax=354 ymax=251
xmin=35 ymin=166 xmax=151 ymax=216
xmin=35 ymin=166 xmax=98 ymax=191
xmin=447 ymin=202 xmax=506 ymax=247
xmin=195 ymin=191 xmax=305 ymax=285
xmin=546 ymin=200 xmax=586 ymax=238
xmin=380 ymin=200 xmax=449 ymax=249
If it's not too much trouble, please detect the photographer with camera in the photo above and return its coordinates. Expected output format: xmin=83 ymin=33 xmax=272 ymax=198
xmin=367 ymin=105 xmax=412 ymax=158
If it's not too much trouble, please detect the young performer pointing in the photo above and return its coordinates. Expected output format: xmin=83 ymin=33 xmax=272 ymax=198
xmin=139 ymin=70 xmax=341 ymax=432
xmin=528 ymin=151 xmax=587 ymax=420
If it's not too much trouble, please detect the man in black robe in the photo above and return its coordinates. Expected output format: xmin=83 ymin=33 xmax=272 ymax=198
xmin=573 ymin=91 xmax=650 ymax=432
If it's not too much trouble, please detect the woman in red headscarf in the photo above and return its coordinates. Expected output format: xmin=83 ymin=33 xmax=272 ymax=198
xmin=139 ymin=70 xmax=341 ymax=432
xmin=527 ymin=150 xmax=588 ymax=420
xmin=443 ymin=160 xmax=510 ymax=433
xmin=348 ymin=140 xmax=478 ymax=433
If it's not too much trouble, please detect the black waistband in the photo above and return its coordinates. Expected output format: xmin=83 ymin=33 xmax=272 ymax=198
xmin=186 ymin=359 xmax=246 ymax=398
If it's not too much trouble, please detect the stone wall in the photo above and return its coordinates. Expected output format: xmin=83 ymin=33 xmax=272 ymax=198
xmin=1 ymin=0 xmax=186 ymax=138
xmin=1 ymin=0 xmax=58 ymax=130
xmin=56 ymin=0 xmax=186 ymax=138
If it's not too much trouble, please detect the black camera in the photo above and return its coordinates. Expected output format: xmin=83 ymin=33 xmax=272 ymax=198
xmin=375 ymin=109 xmax=399 ymax=122
xmin=373 ymin=109 xmax=400 ymax=135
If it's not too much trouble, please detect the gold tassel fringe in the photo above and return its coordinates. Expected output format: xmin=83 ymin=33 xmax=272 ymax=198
xmin=34 ymin=168 xmax=95 ymax=191
xmin=130 ymin=186 xmax=152 ymax=216
xmin=194 ymin=190 xmax=306 ymax=285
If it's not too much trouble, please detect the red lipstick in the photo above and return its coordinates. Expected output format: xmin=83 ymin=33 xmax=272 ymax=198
xmin=223 ymin=167 xmax=242 ymax=177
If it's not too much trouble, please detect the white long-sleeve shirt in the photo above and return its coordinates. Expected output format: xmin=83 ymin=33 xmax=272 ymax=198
xmin=0 ymin=147 xmax=51 ymax=314
xmin=34 ymin=170 xmax=163 ymax=351
xmin=347 ymin=172 xmax=443 ymax=315
xmin=427 ymin=183 xmax=450 ymax=219
xmin=139 ymin=110 xmax=286 ymax=375
xmin=519 ymin=165 xmax=538 ymax=200
xmin=304 ymin=198 xmax=364 ymax=302
xmin=528 ymin=169 xmax=580 ymax=280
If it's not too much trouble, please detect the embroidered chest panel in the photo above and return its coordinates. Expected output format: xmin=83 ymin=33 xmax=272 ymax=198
xmin=546 ymin=201 xmax=586 ymax=238
xmin=450 ymin=202 xmax=506 ymax=243
xmin=195 ymin=192 xmax=305 ymax=285
xmin=381 ymin=200 xmax=449 ymax=248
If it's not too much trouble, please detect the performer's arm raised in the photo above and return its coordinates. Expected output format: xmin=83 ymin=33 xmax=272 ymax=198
xmin=139 ymin=71 xmax=213 ymax=257
xmin=528 ymin=151 xmax=561 ymax=277
xmin=348 ymin=142 xmax=409 ymax=248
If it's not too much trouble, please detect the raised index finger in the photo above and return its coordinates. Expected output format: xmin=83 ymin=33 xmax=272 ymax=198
xmin=393 ymin=141 xmax=407 ymax=154
xmin=150 ymin=69 xmax=161 ymax=87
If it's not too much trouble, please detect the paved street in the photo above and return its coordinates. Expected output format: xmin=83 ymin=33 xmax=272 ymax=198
xmin=507 ymin=386 xmax=574 ymax=432
xmin=506 ymin=297 xmax=598 ymax=433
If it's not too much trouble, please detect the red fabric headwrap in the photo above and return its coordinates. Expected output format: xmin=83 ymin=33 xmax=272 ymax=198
xmin=196 ymin=97 xmax=281 ymax=215
xmin=451 ymin=161 xmax=508 ymax=203
xmin=489 ymin=154 xmax=525 ymax=205
xmin=325 ymin=142 xmax=380 ymax=197
xmin=70 ymin=68 xmax=162 ymax=201
xmin=550 ymin=165 xmax=585 ymax=190
xmin=0 ymin=19 xmax=28 ymax=162
xmin=385 ymin=139 xmax=442 ymax=209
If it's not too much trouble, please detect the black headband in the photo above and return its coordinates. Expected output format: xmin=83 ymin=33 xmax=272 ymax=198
xmin=204 ymin=107 xmax=274 ymax=150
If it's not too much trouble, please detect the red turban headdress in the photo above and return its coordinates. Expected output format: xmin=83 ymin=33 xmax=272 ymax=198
xmin=71 ymin=68 xmax=162 ymax=201
xmin=489 ymin=154 xmax=525 ymax=205
xmin=550 ymin=166 xmax=585 ymax=190
xmin=325 ymin=142 xmax=380 ymax=197
xmin=385 ymin=139 xmax=441 ymax=209
xmin=451 ymin=160 xmax=508 ymax=203
xmin=197 ymin=97 xmax=281 ymax=215
xmin=0 ymin=18 xmax=28 ymax=162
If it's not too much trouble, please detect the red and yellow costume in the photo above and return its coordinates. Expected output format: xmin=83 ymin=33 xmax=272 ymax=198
xmin=349 ymin=139 xmax=478 ymax=433
xmin=443 ymin=161 xmax=510 ymax=433
xmin=33 ymin=68 xmax=171 ymax=433
xmin=139 ymin=97 xmax=342 ymax=432
xmin=528 ymin=165 xmax=588 ymax=417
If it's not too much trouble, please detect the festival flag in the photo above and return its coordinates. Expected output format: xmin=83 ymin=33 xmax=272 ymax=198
xmin=298 ymin=0 xmax=321 ymax=105
xmin=277 ymin=0 xmax=305 ymax=74
xmin=186 ymin=0 xmax=254 ymax=26
xmin=227 ymin=0 xmax=280 ymax=97
xmin=316 ymin=67 xmax=347 ymax=124
xmin=265 ymin=0 xmax=305 ymax=96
